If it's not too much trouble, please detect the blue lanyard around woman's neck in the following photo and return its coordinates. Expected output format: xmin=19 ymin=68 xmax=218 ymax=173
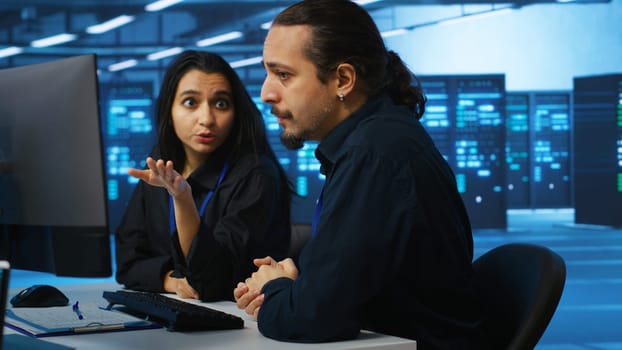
xmin=169 ymin=160 xmax=230 ymax=235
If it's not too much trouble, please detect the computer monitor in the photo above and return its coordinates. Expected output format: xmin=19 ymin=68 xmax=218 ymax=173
xmin=0 ymin=55 xmax=112 ymax=277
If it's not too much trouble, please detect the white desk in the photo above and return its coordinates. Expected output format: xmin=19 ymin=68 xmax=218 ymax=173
xmin=5 ymin=282 xmax=416 ymax=350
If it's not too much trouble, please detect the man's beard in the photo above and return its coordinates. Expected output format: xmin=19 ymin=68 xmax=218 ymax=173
xmin=273 ymin=108 xmax=305 ymax=150
xmin=280 ymin=132 xmax=304 ymax=150
xmin=274 ymin=104 xmax=330 ymax=150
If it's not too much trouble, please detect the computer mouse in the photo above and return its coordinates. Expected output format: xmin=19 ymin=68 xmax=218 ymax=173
xmin=10 ymin=284 xmax=69 ymax=308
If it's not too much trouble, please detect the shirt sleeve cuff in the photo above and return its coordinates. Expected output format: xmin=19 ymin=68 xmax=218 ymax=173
xmin=261 ymin=277 xmax=294 ymax=297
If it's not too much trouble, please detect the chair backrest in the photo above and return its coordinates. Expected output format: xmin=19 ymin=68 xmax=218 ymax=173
xmin=473 ymin=243 xmax=566 ymax=350
xmin=288 ymin=224 xmax=312 ymax=261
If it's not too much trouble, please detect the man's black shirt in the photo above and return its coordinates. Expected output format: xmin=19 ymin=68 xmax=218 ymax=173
xmin=258 ymin=95 xmax=482 ymax=349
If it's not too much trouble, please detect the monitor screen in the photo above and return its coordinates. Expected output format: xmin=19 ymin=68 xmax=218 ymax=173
xmin=0 ymin=55 xmax=112 ymax=277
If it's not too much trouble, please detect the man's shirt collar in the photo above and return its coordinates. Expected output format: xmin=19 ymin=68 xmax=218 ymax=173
xmin=315 ymin=95 xmax=390 ymax=175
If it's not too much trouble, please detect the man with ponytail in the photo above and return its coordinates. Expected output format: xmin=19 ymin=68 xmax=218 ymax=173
xmin=234 ymin=1 xmax=483 ymax=348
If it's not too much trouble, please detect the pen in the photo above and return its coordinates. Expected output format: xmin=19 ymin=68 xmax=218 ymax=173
xmin=73 ymin=301 xmax=84 ymax=320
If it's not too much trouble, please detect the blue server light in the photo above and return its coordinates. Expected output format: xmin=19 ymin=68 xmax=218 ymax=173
xmin=505 ymin=93 xmax=530 ymax=210
xmin=421 ymin=75 xmax=507 ymax=229
xmin=100 ymin=82 xmax=156 ymax=232
xmin=253 ymin=98 xmax=324 ymax=224
xmin=532 ymin=93 xmax=571 ymax=208
xmin=573 ymin=74 xmax=622 ymax=227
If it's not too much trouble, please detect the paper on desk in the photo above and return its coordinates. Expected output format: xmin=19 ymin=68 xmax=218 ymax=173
xmin=5 ymin=302 xmax=156 ymax=337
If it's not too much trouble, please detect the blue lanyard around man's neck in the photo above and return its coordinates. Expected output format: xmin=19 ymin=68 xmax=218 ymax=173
xmin=169 ymin=160 xmax=230 ymax=235
xmin=311 ymin=188 xmax=323 ymax=238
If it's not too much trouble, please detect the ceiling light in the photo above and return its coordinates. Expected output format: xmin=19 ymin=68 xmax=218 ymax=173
xmin=260 ymin=21 xmax=272 ymax=30
xmin=196 ymin=31 xmax=243 ymax=47
xmin=108 ymin=59 xmax=138 ymax=72
xmin=0 ymin=46 xmax=24 ymax=59
xmin=147 ymin=47 xmax=183 ymax=61
xmin=353 ymin=0 xmax=383 ymax=5
xmin=381 ymin=28 xmax=409 ymax=38
xmin=86 ymin=15 xmax=135 ymax=34
xmin=145 ymin=0 xmax=184 ymax=12
xmin=30 ymin=33 xmax=77 ymax=48
xmin=229 ymin=56 xmax=263 ymax=69
xmin=439 ymin=7 xmax=515 ymax=26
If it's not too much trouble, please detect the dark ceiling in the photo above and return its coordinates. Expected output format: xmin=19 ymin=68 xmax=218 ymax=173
xmin=0 ymin=0 xmax=612 ymax=71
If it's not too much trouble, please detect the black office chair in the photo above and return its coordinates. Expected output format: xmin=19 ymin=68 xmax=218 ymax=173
xmin=288 ymin=224 xmax=312 ymax=261
xmin=473 ymin=242 xmax=566 ymax=350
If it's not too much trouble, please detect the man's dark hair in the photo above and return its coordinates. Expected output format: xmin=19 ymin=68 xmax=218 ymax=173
xmin=272 ymin=0 xmax=426 ymax=118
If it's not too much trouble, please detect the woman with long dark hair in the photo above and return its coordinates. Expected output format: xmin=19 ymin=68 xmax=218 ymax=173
xmin=116 ymin=50 xmax=291 ymax=301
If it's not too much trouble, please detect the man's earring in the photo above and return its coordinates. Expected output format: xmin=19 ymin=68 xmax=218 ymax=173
xmin=338 ymin=94 xmax=345 ymax=102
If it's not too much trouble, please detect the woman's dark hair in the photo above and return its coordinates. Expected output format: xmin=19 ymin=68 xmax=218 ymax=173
xmin=156 ymin=50 xmax=291 ymax=210
xmin=272 ymin=0 xmax=426 ymax=119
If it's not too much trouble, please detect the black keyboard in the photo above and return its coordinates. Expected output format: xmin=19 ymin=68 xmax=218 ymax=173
xmin=102 ymin=290 xmax=244 ymax=331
